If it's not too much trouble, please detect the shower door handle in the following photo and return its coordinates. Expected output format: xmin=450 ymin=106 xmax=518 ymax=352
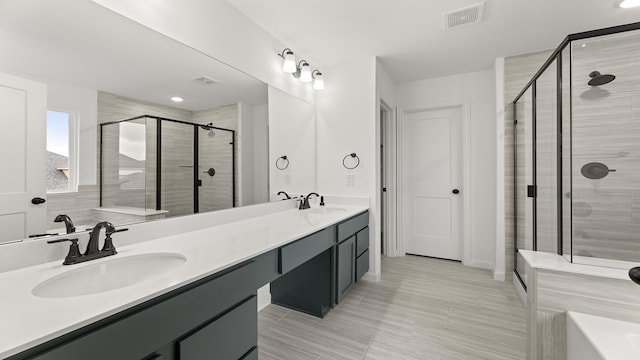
xmin=527 ymin=185 xmax=536 ymax=198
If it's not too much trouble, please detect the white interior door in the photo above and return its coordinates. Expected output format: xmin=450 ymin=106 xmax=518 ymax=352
xmin=0 ymin=72 xmax=47 ymax=244
xmin=402 ymin=106 xmax=462 ymax=260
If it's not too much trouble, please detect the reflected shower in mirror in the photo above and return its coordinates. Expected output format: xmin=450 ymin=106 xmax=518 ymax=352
xmin=0 ymin=0 xmax=270 ymax=242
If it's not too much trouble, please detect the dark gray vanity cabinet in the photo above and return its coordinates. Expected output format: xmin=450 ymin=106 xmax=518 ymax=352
xmin=336 ymin=235 xmax=356 ymax=302
xmin=355 ymin=227 xmax=370 ymax=282
xmin=270 ymin=227 xmax=335 ymax=317
xmin=11 ymin=262 xmax=258 ymax=360
xmin=336 ymin=211 xmax=369 ymax=303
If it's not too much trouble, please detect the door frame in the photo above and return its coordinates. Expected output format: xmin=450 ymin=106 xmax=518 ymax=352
xmin=397 ymin=100 xmax=472 ymax=265
xmin=380 ymin=101 xmax=398 ymax=257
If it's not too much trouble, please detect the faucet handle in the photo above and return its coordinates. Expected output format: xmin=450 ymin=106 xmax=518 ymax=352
xmin=102 ymin=227 xmax=127 ymax=255
xmin=109 ymin=227 xmax=129 ymax=235
xmin=47 ymin=238 xmax=82 ymax=265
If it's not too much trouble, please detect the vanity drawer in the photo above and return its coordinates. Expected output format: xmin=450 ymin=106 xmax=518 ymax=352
xmin=279 ymin=226 xmax=335 ymax=274
xmin=23 ymin=262 xmax=256 ymax=360
xmin=337 ymin=211 xmax=368 ymax=243
xmin=356 ymin=227 xmax=369 ymax=257
xmin=356 ymin=250 xmax=369 ymax=282
xmin=178 ymin=296 xmax=257 ymax=360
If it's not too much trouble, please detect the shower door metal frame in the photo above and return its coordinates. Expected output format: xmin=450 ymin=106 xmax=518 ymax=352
xmin=100 ymin=114 xmax=236 ymax=213
xmin=511 ymin=21 xmax=640 ymax=290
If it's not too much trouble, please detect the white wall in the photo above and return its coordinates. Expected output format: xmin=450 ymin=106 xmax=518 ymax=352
xmin=316 ymin=57 xmax=380 ymax=278
xmin=268 ymin=87 xmax=316 ymax=199
xmin=238 ymin=102 xmax=255 ymax=206
xmin=91 ymin=0 xmax=315 ymax=105
xmin=253 ymin=104 xmax=269 ymax=204
xmin=396 ymin=70 xmax=497 ymax=269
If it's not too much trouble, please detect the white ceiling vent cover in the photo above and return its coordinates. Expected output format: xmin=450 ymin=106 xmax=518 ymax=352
xmin=443 ymin=2 xmax=485 ymax=30
xmin=191 ymin=75 xmax=219 ymax=85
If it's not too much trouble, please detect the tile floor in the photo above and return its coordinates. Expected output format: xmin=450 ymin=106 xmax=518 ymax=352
xmin=258 ymin=255 xmax=527 ymax=360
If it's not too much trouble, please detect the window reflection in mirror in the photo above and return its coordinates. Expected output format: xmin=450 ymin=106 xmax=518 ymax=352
xmin=46 ymin=110 xmax=76 ymax=193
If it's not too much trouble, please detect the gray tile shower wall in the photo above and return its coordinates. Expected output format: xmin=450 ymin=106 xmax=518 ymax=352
xmin=570 ymin=31 xmax=640 ymax=262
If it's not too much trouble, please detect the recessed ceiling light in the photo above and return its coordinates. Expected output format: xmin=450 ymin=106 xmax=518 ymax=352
xmin=581 ymin=43 xmax=587 ymax=48
xmin=170 ymin=96 xmax=184 ymax=103
xmin=620 ymin=0 xmax=640 ymax=8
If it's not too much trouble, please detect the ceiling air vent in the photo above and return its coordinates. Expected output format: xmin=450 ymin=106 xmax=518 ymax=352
xmin=443 ymin=2 xmax=485 ymax=30
xmin=191 ymin=75 xmax=219 ymax=85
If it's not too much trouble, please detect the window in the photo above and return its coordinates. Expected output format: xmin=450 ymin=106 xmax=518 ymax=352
xmin=46 ymin=110 xmax=77 ymax=192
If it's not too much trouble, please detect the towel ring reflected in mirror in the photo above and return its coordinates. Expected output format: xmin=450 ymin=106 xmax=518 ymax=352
xmin=342 ymin=153 xmax=360 ymax=170
xmin=276 ymin=155 xmax=290 ymax=170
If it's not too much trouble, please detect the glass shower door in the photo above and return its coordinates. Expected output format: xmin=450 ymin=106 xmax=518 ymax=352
xmin=536 ymin=60 xmax=559 ymax=254
xmin=160 ymin=121 xmax=194 ymax=217
xmin=515 ymin=87 xmax=534 ymax=285
xmin=197 ymin=126 xmax=234 ymax=212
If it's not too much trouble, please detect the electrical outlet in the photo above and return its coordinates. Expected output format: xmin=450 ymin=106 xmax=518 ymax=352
xmin=346 ymin=174 xmax=355 ymax=186
xmin=284 ymin=174 xmax=291 ymax=185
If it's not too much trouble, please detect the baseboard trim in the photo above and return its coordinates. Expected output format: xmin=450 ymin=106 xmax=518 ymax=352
xmin=512 ymin=272 xmax=527 ymax=306
xmin=493 ymin=270 xmax=506 ymax=281
xmin=361 ymin=271 xmax=381 ymax=282
xmin=257 ymin=284 xmax=271 ymax=311
xmin=467 ymin=259 xmax=493 ymax=270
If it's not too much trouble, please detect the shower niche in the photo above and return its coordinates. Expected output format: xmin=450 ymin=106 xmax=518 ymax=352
xmin=513 ymin=23 xmax=640 ymax=285
xmin=100 ymin=115 xmax=235 ymax=223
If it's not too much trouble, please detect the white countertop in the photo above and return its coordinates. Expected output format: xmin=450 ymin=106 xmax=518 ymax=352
xmin=0 ymin=205 xmax=368 ymax=359
xmin=518 ymin=250 xmax=632 ymax=281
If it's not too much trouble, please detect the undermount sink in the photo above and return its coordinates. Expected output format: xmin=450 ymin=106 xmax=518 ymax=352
xmin=32 ymin=253 xmax=187 ymax=299
xmin=308 ymin=207 xmax=348 ymax=215
xmin=567 ymin=311 xmax=640 ymax=360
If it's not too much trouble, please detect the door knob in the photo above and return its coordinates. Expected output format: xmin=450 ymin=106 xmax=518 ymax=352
xmin=31 ymin=197 xmax=46 ymax=205
xmin=452 ymin=189 xmax=460 ymax=195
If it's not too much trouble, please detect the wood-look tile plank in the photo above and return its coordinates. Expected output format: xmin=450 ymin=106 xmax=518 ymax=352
xmin=259 ymin=256 xmax=527 ymax=360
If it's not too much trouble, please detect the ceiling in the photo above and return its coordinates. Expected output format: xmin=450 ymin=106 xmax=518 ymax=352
xmin=0 ymin=0 xmax=267 ymax=112
xmin=226 ymin=0 xmax=640 ymax=83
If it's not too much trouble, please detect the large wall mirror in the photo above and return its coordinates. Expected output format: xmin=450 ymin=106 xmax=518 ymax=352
xmin=0 ymin=0 xmax=317 ymax=244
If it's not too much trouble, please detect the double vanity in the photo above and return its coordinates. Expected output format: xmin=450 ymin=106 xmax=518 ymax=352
xmin=0 ymin=203 xmax=370 ymax=360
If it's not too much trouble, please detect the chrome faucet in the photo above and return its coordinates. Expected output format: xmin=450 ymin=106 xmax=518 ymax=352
xmin=299 ymin=192 xmax=320 ymax=210
xmin=47 ymin=221 xmax=127 ymax=265
xmin=54 ymin=214 xmax=76 ymax=234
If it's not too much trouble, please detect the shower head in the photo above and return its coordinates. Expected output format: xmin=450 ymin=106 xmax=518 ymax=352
xmin=588 ymin=71 xmax=615 ymax=86
xmin=200 ymin=122 xmax=216 ymax=137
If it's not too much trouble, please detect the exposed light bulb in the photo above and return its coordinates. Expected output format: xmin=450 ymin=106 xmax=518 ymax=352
xmin=620 ymin=0 xmax=640 ymax=8
xmin=282 ymin=50 xmax=296 ymax=73
xmin=300 ymin=62 xmax=312 ymax=83
xmin=313 ymin=72 xmax=324 ymax=90
xmin=170 ymin=96 xmax=184 ymax=103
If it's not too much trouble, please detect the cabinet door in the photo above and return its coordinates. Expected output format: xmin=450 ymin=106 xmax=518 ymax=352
xmin=336 ymin=236 xmax=355 ymax=303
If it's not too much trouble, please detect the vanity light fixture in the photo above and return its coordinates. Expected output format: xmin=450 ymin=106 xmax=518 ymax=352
xmin=278 ymin=48 xmax=325 ymax=89
xmin=299 ymin=61 xmax=312 ymax=83
xmin=279 ymin=48 xmax=297 ymax=73
xmin=170 ymin=96 xmax=184 ymax=103
xmin=312 ymin=70 xmax=324 ymax=90
xmin=620 ymin=0 xmax=640 ymax=8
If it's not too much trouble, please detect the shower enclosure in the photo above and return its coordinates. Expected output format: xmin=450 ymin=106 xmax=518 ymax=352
xmin=513 ymin=23 xmax=640 ymax=287
xmin=100 ymin=115 xmax=235 ymax=219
